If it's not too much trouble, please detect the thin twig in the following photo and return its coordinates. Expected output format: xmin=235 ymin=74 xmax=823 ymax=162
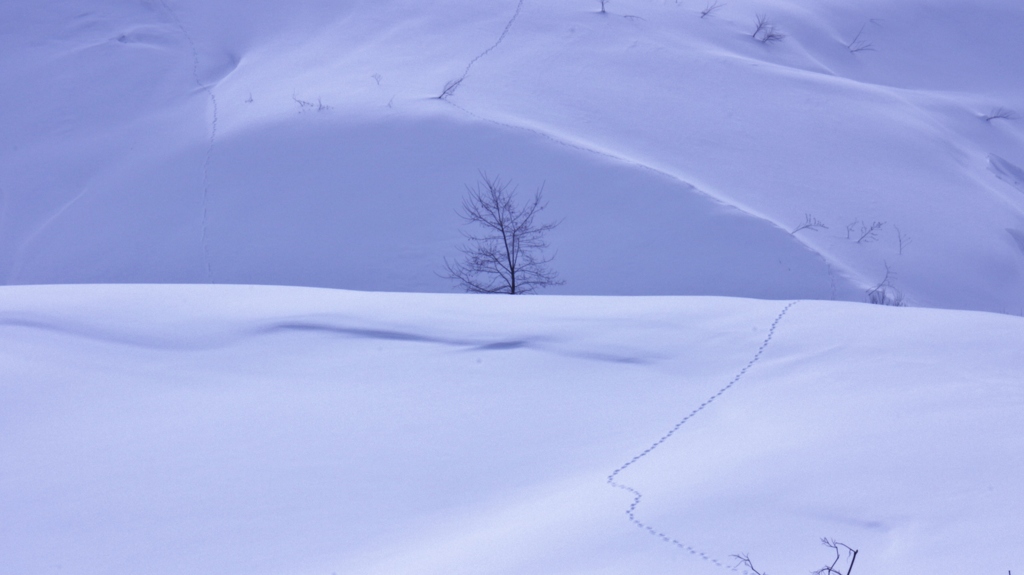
xmin=792 ymin=213 xmax=828 ymax=234
xmin=847 ymin=25 xmax=875 ymax=53
xmin=701 ymin=1 xmax=723 ymax=18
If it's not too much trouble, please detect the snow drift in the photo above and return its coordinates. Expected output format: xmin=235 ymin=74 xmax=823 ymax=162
xmin=2 ymin=284 xmax=1022 ymax=575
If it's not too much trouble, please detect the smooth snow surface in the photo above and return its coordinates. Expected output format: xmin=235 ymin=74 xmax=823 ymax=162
xmin=2 ymin=284 xmax=1022 ymax=575
xmin=2 ymin=0 xmax=1024 ymax=311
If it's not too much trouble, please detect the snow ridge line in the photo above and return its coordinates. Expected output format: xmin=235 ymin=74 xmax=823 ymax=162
xmin=440 ymin=99 xmax=783 ymax=235
xmin=451 ymin=0 xmax=525 ymax=93
xmin=442 ymin=100 xmax=852 ymax=295
xmin=606 ymin=300 xmax=800 ymax=570
xmin=158 ymin=0 xmax=216 ymax=283
xmin=441 ymin=99 xmax=851 ymax=297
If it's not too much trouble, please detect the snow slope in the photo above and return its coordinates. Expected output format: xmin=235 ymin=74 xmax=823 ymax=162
xmin=4 ymin=3 xmax=1022 ymax=574
xmin=2 ymin=0 xmax=1023 ymax=311
xmin=2 ymin=284 xmax=1022 ymax=575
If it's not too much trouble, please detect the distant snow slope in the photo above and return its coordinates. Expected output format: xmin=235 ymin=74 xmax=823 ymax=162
xmin=2 ymin=284 xmax=1022 ymax=575
xmin=2 ymin=0 xmax=1023 ymax=311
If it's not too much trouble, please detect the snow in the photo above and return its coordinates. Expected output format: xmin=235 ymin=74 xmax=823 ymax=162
xmin=2 ymin=1 xmax=1023 ymax=574
xmin=2 ymin=0 xmax=1022 ymax=311
xmin=2 ymin=285 xmax=1022 ymax=575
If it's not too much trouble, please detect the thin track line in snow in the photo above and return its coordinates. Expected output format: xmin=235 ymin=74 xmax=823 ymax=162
xmin=442 ymin=0 xmax=525 ymax=98
xmin=462 ymin=0 xmax=525 ymax=79
xmin=606 ymin=300 xmax=800 ymax=570
xmin=159 ymin=0 xmax=216 ymax=283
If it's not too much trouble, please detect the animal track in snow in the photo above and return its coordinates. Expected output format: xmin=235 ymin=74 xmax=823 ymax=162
xmin=441 ymin=0 xmax=525 ymax=99
xmin=606 ymin=300 xmax=800 ymax=570
xmin=158 ymin=0 xmax=218 ymax=282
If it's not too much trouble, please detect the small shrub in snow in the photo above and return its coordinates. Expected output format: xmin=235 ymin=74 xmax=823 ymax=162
xmin=700 ymin=1 xmax=724 ymax=19
xmin=983 ymin=107 xmax=1018 ymax=122
xmin=791 ymin=213 xmax=828 ymax=234
xmin=846 ymin=25 xmax=875 ymax=53
xmin=443 ymin=174 xmax=564 ymax=294
xmin=752 ymin=13 xmax=768 ymax=38
xmin=293 ymin=95 xmax=315 ymax=112
xmin=760 ymin=26 xmax=785 ymax=43
xmin=844 ymin=219 xmax=885 ymax=243
xmin=866 ymin=262 xmax=906 ymax=307
xmin=752 ymin=14 xmax=784 ymax=43
xmin=292 ymin=95 xmax=330 ymax=113
xmin=867 ymin=286 xmax=905 ymax=306
xmin=855 ymin=220 xmax=885 ymax=243
xmin=437 ymin=78 xmax=463 ymax=100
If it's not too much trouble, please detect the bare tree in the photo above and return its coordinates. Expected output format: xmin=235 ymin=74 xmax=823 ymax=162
xmin=443 ymin=174 xmax=563 ymax=294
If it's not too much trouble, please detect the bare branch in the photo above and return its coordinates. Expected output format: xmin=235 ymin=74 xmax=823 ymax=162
xmin=732 ymin=537 xmax=859 ymax=575
xmin=761 ymin=26 xmax=785 ymax=43
xmin=731 ymin=553 xmax=766 ymax=575
xmin=813 ymin=538 xmax=859 ymax=575
xmin=894 ymin=225 xmax=911 ymax=255
xmin=752 ymin=13 xmax=768 ymax=38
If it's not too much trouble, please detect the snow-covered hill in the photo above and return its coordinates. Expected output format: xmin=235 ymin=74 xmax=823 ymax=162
xmin=3 ymin=3 xmax=1023 ymax=574
xmin=2 ymin=285 xmax=1022 ymax=575
xmin=2 ymin=0 xmax=1023 ymax=311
